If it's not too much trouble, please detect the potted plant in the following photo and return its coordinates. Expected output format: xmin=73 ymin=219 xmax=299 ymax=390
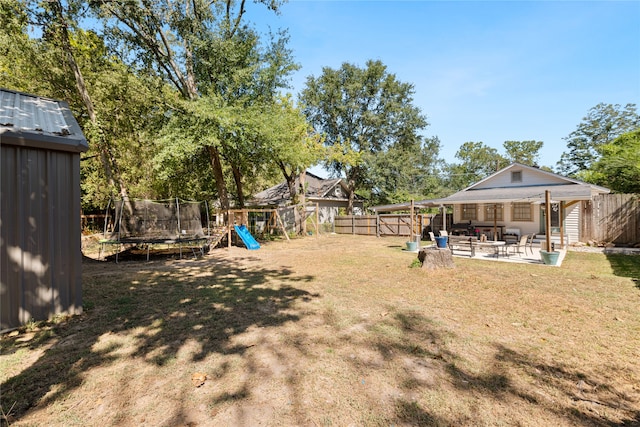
xmin=540 ymin=244 xmax=560 ymax=265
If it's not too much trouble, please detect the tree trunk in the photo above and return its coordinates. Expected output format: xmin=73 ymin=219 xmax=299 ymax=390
xmin=231 ymin=164 xmax=244 ymax=208
xmin=52 ymin=0 xmax=129 ymax=201
xmin=418 ymin=247 xmax=455 ymax=270
xmin=277 ymin=161 xmax=299 ymax=205
xmin=347 ymin=179 xmax=356 ymax=215
xmin=299 ymin=170 xmax=306 ymax=234
xmin=207 ymin=145 xmax=229 ymax=210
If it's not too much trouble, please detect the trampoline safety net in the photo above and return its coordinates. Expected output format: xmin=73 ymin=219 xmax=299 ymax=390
xmin=106 ymin=199 xmax=207 ymax=242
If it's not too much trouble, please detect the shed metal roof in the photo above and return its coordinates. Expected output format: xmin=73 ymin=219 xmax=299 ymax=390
xmin=0 ymin=88 xmax=88 ymax=153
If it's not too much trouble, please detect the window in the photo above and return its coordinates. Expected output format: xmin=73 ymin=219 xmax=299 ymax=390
xmin=511 ymin=171 xmax=522 ymax=183
xmin=461 ymin=204 xmax=477 ymax=221
xmin=512 ymin=202 xmax=533 ymax=221
xmin=484 ymin=204 xmax=503 ymax=221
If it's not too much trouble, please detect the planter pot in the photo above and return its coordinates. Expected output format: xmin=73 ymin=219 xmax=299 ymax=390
xmin=540 ymin=250 xmax=560 ymax=265
xmin=435 ymin=236 xmax=448 ymax=249
xmin=406 ymin=241 xmax=418 ymax=252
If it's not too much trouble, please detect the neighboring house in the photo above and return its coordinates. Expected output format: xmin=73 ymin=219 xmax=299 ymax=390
xmin=1 ymin=88 xmax=88 ymax=330
xmin=372 ymin=163 xmax=611 ymax=245
xmin=248 ymin=172 xmax=364 ymax=228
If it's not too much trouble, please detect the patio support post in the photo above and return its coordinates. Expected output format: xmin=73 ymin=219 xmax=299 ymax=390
xmin=493 ymin=203 xmax=498 ymax=241
xmin=545 ymin=190 xmax=552 ymax=252
xmin=227 ymin=210 xmax=233 ymax=248
xmin=410 ymin=199 xmax=414 ymax=240
xmin=559 ymin=201 xmax=565 ymax=247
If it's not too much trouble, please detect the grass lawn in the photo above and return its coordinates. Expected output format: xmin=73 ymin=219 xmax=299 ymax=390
xmin=1 ymin=234 xmax=639 ymax=426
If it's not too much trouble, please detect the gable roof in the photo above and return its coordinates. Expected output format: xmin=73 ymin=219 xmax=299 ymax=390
xmin=444 ymin=162 xmax=610 ymax=203
xmin=249 ymin=171 xmax=356 ymax=207
xmin=0 ymin=88 xmax=88 ymax=153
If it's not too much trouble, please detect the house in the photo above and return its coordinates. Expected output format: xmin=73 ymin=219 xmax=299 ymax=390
xmin=372 ymin=163 xmax=610 ymax=245
xmin=1 ymin=88 xmax=88 ymax=331
xmin=248 ymin=171 xmax=364 ymax=231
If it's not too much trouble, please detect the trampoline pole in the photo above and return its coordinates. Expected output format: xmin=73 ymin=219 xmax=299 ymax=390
xmin=205 ymin=200 xmax=210 ymax=237
xmin=116 ymin=198 xmax=125 ymax=263
xmin=176 ymin=198 xmax=182 ymax=259
xmin=176 ymin=197 xmax=181 ymax=236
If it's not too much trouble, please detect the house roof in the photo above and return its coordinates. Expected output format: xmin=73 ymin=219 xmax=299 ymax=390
xmin=369 ymin=163 xmax=610 ymax=211
xmin=249 ymin=171 xmax=359 ymax=207
xmin=442 ymin=183 xmax=607 ymax=204
xmin=444 ymin=163 xmax=610 ymax=203
xmin=0 ymin=88 xmax=88 ymax=153
xmin=463 ymin=162 xmax=609 ymax=193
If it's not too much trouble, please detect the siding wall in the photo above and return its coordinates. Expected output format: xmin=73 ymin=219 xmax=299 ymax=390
xmin=564 ymin=203 xmax=580 ymax=244
xmin=1 ymin=144 xmax=83 ymax=330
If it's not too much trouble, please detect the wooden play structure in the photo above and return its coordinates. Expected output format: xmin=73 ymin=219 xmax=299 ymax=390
xmin=224 ymin=203 xmax=322 ymax=247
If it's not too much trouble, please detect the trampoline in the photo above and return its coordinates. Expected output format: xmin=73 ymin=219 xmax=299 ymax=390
xmin=100 ymin=198 xmax=212 ymax=262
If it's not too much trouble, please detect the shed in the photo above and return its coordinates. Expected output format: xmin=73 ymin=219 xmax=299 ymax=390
xmin=1 ymin=88 xmax=89 ymax=331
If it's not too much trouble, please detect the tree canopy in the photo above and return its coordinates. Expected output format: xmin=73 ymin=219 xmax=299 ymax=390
xmin=299 ymin=59 xmax=435 ymax=211
xmin=558 ymin=103 xmax=639 ymax=176
xmin=579 ymin=129 xmax=640 ymax=193
xmin=4 ymin=0 xmax=638 ymax=216
xmin=503 ymin=140 xmax=543 ymax=166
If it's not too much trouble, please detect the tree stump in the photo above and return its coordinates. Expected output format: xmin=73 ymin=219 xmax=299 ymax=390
xmin=418 ymin=247 xmax=455 ymax=270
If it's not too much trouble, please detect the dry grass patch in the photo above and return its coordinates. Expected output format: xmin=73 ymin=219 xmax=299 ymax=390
xmin=2 ymin=234 xmax=639 ymax=426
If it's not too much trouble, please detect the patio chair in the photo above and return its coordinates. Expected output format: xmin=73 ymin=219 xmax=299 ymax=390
xmin=526 ymin=233 xmax=535 ymax=255
xmin=425 ymin=231 xmax=437 ymax=248
xmin=507 ymin=234 xmax=529 ymax=256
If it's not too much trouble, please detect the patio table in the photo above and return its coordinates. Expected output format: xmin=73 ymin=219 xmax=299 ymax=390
xmin=475 ymin=241 xmax=507 ymax=258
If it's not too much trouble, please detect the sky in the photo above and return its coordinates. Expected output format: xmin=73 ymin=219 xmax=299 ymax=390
xmin=245 ymin=0 xmax=640 ymax=176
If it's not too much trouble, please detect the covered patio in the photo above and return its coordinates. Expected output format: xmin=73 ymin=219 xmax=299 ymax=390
xmin=374 ymin=164 xmax=611 ymax=267
xmin=412 ymin=227 xmax=567 ymax=266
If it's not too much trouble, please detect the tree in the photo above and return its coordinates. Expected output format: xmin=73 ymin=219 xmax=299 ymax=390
xmin=368 ymin=136 xmax=446 ymax=205
xmin=0 ymin=0 xmax=170 ymax=208
xmin=581 ymin=129 xmax=640 ymax=193
xmin=558 ymin=103 xmax=639 ymax=176
xmin=259 ymin=96 xmax=325 ymax=205
xmin=503 ymin=140 xmax=543 ymax=166
xmin=446 ymin=142 xmax=506 ymax=190
xmin=94 ymin=0 xmax=293 ymax=209
xmin=299 ymin=60 xmax=429 ymax=213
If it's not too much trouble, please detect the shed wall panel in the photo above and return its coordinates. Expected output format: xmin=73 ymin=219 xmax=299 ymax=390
xmin=1 ymin=144 xmax=82 ymax=330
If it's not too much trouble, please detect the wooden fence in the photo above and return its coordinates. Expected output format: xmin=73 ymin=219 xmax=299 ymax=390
xmin=334 ymin=214 xmax=430 ymax=237
xmin=581 ymin=194 xmax=640 ymax=245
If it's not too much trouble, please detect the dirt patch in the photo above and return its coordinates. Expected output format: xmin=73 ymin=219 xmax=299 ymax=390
xmin=2 ymin=234 xmax=639 ymax=426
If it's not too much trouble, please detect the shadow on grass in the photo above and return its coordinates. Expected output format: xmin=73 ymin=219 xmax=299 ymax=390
xmin=0 ymin=252 xmax=318 ymax=422
xmin=605 ymin=253 xmax=640 ymax=289
xmin=351 ymin=309 xmax=639 ymax=426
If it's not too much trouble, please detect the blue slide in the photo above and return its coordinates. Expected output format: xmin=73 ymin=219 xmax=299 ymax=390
xmin=234 ymin=225 xmax=261 ymax=250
